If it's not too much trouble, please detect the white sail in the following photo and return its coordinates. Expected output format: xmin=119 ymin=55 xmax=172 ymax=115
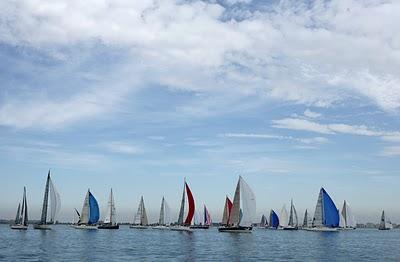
xmin=342 ymin=201 xmax=356 ymax=228
xmin=239 ymin=176 xmax=256 ymax=227
xmin=49 ymin=176 xmax=61 ymax=223
xmin=134 ymin=196 xmax=148 ymax=225
xmin=21 ymin=187 xmax=28 ymax=226
xmin=279 ymin=205 xmax=288 ymax=227
xmin=104 ymin=189 xmax=116 ymax=225
xmin=177 ymin=181 xmax=186 ymax=225
xmin=339 ymin=212 xmax=345 ymax=228
xmin=288 ymin=200 xmax=298 ymax=227
xmin=164 ymin=200 xmax=171 ymax=225
xmin=230 ymin=179 xmax=241 ymax=226
xmin=80 ymin=191 xmax=90 ymax=224
xmin=312 ymin=189 xmax=323 ymax=227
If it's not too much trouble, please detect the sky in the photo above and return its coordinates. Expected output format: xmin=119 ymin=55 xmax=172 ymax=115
xmin=0 ymin=0 xmax=399 ymax=224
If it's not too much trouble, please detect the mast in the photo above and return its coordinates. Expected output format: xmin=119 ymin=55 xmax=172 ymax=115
xmin=184 ymin=182 xmax=195 ymax=226
xmin=177 ymin=179 xmax=186 ymax=225
xmin=40 ymin=171 xmax=51 ymax=224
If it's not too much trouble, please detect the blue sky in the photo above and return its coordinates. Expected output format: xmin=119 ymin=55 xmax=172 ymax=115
xmin=0 ymin=0 xmax=399 ymax=223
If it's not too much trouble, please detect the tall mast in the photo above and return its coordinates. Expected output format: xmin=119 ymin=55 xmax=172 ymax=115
xmin=177 ymin=178 xmax=186 ymax=225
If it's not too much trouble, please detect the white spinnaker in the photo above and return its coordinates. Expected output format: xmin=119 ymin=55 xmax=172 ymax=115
xmin=279 ymin=205 xmax=288 ymax=227
xmin=239 ymin=176 xmax=256 ymax=227
xmin=80 ymin=191 xmax=90 ymax=224
xmin=49 ymin=177 xmax=61 ymax=223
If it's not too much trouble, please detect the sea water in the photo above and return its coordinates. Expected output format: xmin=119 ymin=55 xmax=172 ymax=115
xmin=0 ymin=225 xmax=399 ymax=261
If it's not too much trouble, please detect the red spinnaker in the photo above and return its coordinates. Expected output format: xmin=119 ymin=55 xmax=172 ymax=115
xmin=226 ymin=197 xmax=233 ymax=225
xmin=184 ymin=182 xmax=195 ymax=226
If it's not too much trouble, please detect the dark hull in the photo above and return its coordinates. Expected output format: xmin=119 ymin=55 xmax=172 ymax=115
xmin=218 ymin=226 xmax=252 ymax=233
xmin=282 ymin=227 xmax=298 ymax=230
xmin=98 ymin=224 xmax=119 ymax=229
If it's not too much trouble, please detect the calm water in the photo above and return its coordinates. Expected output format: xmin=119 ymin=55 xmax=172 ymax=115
xmin=0 ymin=225 xmax=399 ymax=261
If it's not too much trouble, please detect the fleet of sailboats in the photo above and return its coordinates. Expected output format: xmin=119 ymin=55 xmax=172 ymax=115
xmin=130 ymin=196 xmax=149 ymax=229
xmin=11 ymin=187 xmax=28 ymax=230
xmin=34 ymin=171 xmax=61 ymax=230
xmin=73 ymin=189 xmax=100 ymax=229
xmin=98 ymin=189 xmax=119 ymax=229
xmin=170 ymin=179 xmax=195 ymax=232
xmin=218 ymin=176 xmax=256 ymax=233
xmin=10 ymin=172 xmax=396 ymax=232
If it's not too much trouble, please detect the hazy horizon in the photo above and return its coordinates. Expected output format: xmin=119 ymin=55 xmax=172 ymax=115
xmin=1 ymin=0 xmax=399 ymax=224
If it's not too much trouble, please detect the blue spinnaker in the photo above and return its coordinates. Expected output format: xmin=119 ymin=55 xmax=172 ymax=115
xmin=270 ymin=210 xmax=279 ymax=228
xmin=88 ymin=192 xmax=100 ymax=224
xmin=322 ymin=188 xmax=339 ymax=227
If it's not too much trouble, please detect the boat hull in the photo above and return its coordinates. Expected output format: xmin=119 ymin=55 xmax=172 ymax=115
xmin=152 ymin=225 xmax=170 ymax=230
xmin=189 ymin=225 xmax=210 ymax=229
xmin=338 ymin=227 xmax=356 ymax=230
xmin=304 ymin=227 xmax=338 ymax=232
xmin=218 ymin=226 xmax=252 ymax=233
xmin=378 ymin=227 xmax=392 ymax=230
xmin=98 ymin=224 xmax=119 ymax=229
xmin=129 ymin=225 xmax=149 ymax=229
xmin=10 ymin=225 xmax=28 ymax=230
xmin=73 ymin=225 xmax=98 ymax=230
xmin=170 ymin=226 xmax=193 ymax=232
xmin=282 ymin=226 xmax=298 ymax=231
xmin=33 ymin=224 xmax=52 ymax=230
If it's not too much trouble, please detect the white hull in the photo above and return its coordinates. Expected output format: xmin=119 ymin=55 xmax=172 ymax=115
xmin=33 ymin=224 xmax=52 ymax=230
xmin=304 ymin=227 xmax=338 ymax=232
xmin=130 ymin=225 xmax=149 ymax=229
xmin=10 ymin=225 xmax=28 ymax=230
xmin=73 ymin=225 xmax=98 ymax=230
xmin=170 ymin=226 xmax=193 ymax=232
xmin=152 ymin=225 xmax=170 ymax=230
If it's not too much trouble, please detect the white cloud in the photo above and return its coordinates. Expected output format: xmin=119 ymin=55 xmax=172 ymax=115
xmin=381 ymin=146 xmax=400 ymax=157
xmin=272 ymin=118 xmax=334 ymax=134
xmin=221 ymin=132 xmax=328 ymax=144
xmin=103 ymin=142 xmax=140 ymax=154
xmin=304 ymin=109 xmax=321 ymax=118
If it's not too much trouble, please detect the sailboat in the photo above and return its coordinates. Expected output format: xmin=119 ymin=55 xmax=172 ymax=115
xmin=34 ymin=171 xmax=61 ymax=230
xmin=269 ymin=209 xmax=279 ymax=229
xmin=259 ymin=214 xmax=268 ymax=228
xmin=218 ymin=176 xmax=256 ymax=233
xmin=11 ymin=187 xmax=28 ymax=230
xmin=378 ymin=210 xmax=393 ymax=230
xmin=190 ymin=204 xmax=212 ymax=229
xmin=170 ymin=179 xmax=195 ymax=232
xmin=152 ymin=197 xmax=171 ymax=230
xmin=73 ymin=189 xmax=100 ymax=229
xmin=279 ymin=205 xmax=288 ymax=229
xmin=306 ymin=187 xmax=339 ymax=232
xmin=130 ymin=196 xmax=149 ymax=229
xmin=302 ymin=209 xmax=312 ymax=229
xmin=283 ymin=199 xmax=298 ymax=230
xmin=220 ymin=196 xmax=233 ymax=227
xmin=339 ymin=200 xmax=356 ymax=230
xmin=98 ymin=189 xmax=119 ymax=229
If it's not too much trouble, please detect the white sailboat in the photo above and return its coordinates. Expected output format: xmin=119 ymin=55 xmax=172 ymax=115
xmin=378 ymin=210 xmax=393 ymax=230
xmin=339 ymin=200 xmax=356 ymax=230
xmin=11 ymin=187 xmax=28 ymax=230
xmin=74 ymin=189 xmax=100 ymax=230
xmin=279 ymin=205 xmax=289 ymax=229
xmin=130 ymin=196 xmax=149 ymax=229
xmin=153 ymin=197 xmax=171 ymax=230
xmin=218 ymin=176 xmax=256 ymax=233
xmin=34 ymin=170 xmax=61 ymax=230
xmin=170 ymin=179 xmax=195 ymax=232
xmin=190 ymin=204 xmax=212 ymax=229
xmin=306 ymin=187 xmax=339 ymax=232
xmin=98 ymin=189 xmax=119 ymax=229
xmin=283 ymin=199 xmax=298 ymax=230
xmin=302 ymin=209 xmax=312 ymax=229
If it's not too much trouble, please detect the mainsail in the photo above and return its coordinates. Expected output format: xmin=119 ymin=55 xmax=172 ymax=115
xmin=14 ymin=203 xmax=21 ymax=225
xmin=260 ymin=214 xmax=267 ymax=227
xmin=80 ymin=190 xmax=100 ymax=225
xmin=379 ymin=210 xmax=393 ymax=230
xmin=20 ymin=187 xmax=28 ymax=226
xmin=312 ymin=188 xmax=339 ymax=228
xmin=221 ymin=196 xmax=233 ymax=226
xmin=303 ymin=209 xmax=310 ymax=228
xmin=269 ymin=210 xmax=279 ymax=228
xmin=341 ymin=200 xmax=356 ymax=228
xmin=158 ymin=197 xmax=170 ymax=225
xmin=204 ymin=205 xmax=212 ymax=226
xmin=134 ymin=196 xmax=148 ymax=225
xmin=279 ymin=205 xmax=288 ymax=227
xmin=229 ymin=176 xmax=256 ymax=227
xmin=288 ymin=199 xmax=298 ymax=227
xmin=104 ymin=189 xmax=116 ymax=225
xmin=176 ymin=179 xmax=195 ymax=226
xmin=39 ymin=171 xmax=61 ymax=225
